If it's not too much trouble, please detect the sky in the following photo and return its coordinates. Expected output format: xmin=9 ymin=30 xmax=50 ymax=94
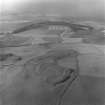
xmin=0 ymin=0 xmax=105 ymax=22
xmin=0 ymin=0 xmax=104 ymax=12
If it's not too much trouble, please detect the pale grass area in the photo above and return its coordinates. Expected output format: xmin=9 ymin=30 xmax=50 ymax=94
xmin=0 ymin=17 xmax=105 ymax=105
xmin=0 ymin=26 xmax=105 ymax=105
xmin=59 ymin=54 xmax=105 ymax=78
xmin=0 ymin=65 xmax=22 ymax=90
xmin=0 ymin=42 xmax=105 ymax=105
xmin=0 ymin=42 xmax=105 ymax=79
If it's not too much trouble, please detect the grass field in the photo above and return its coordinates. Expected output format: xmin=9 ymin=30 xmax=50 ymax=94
xmin=0 ymin=18 xmax=105 ymax=105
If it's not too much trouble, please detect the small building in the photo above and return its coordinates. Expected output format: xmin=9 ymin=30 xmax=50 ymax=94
xmin=48 ymin=25 xmax=71 ymax=31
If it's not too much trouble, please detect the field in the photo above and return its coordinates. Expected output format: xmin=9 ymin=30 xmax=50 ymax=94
xmin=0 ymin=17 xmax=105 ymax=105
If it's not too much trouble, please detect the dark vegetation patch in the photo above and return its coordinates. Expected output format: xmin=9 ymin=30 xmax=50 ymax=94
xmin=11 ymin=20 xmax=93 ymax=34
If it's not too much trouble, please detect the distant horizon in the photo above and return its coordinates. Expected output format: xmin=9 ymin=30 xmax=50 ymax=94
xmin=0 ymin=13 xmax=105 ymax=25
xmin=0 ymin=0 xmax=104 ymax=22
